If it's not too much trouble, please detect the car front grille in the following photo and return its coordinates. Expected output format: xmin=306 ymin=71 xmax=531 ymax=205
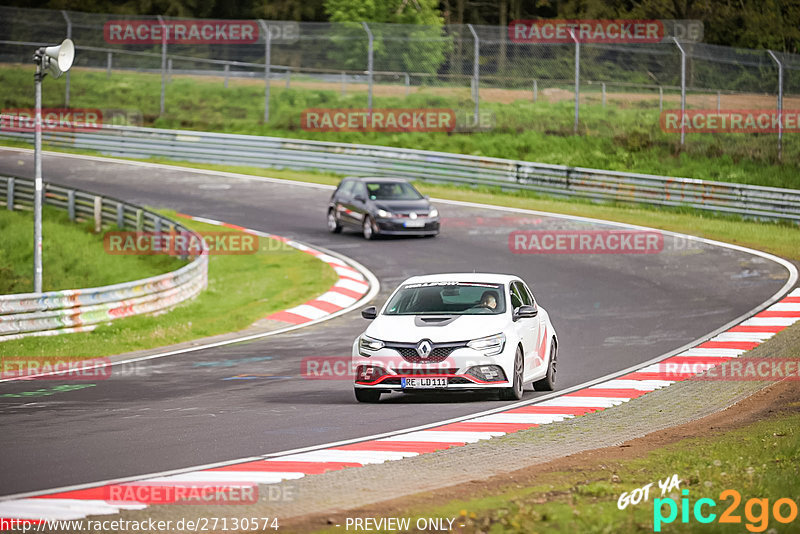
xmin=384 ymin=341 xmax=468 ymax=363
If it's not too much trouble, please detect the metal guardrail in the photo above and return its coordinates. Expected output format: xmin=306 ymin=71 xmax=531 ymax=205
xmin=1 ymin=124 xmax=799 ymax=222
xmin=0 ymin=175 xmax=208 ymax=341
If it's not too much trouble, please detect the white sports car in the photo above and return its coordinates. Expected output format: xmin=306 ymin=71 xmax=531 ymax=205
xmin=352 ymin=273 xmax=558 ymax=403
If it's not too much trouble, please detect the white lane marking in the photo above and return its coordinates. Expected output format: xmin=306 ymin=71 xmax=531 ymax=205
xmin=739 ymin=317 xmax=798 ymax=327
xmin=0 ymin=499 xmax=145 ymax=520
xmin=468 ymin=413 xmax=573 ymax=424
xmin=333 ymin=266 xmax=365 ymax=280
xmin=380 ymin=431 xmax=503 ymax=443
xmin=143 ymin=471 xmax=304 ymax=484
xmin=273 ymin=450 xmax=416 ymax=464
xmin=335 ymin=278 xmax=369 ymax=293
xmin=589 ymin=379 xmax=674 ymax=390
xmin=315 ymin=253 xmax=348 ymax=267
xmin=315 ymin=291 xmax=356 ymax=307
xmin=767 ymin=302 xmax=800 ymax=312
xmin=536 ymin=397 xmax=629 ymax=408
xmin=680 ymin=348 xmax=746 ymax=358
xmin=284 ymin=304 xmax=330 ymax=320
xmin=710 ymin=331 xmax=775 ymax=342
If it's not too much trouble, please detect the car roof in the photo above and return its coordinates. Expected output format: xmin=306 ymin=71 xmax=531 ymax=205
xmin=345 ymin=176 xmax=410 ymax=184
xmin=399 ymin=273 xmax=521 ymax=285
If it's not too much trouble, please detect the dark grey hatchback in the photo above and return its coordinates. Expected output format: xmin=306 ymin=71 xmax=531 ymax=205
xmin=327 ymin=177 xmax=440 ymax=239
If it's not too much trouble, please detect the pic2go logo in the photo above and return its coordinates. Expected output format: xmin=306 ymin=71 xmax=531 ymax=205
xmin=653 ymin=489 xmax=798 ymax=532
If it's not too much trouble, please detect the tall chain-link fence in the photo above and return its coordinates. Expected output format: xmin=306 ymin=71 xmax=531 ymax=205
xmin=0 ymin=5 xmax=797 ymax=159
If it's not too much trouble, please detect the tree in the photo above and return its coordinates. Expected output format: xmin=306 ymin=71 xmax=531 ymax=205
xmin=322 ymin=0 xmax=451 ymax=74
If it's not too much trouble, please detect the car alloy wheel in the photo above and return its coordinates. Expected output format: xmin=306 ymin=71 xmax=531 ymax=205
xmin=499 ymin=347 xmax=524 ymax=400
xmin=533 ymin=341 xmax=557 ymax=391
xmin=327 ymin=210 xmax=342 ymax=233
xmin=362 ymin=216 xmax=376 ymax=240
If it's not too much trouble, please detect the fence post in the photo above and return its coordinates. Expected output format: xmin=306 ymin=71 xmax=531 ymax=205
xmin=285 ymin=69 xmax=291 ymax=89
xmin=258 ymin=20 xmax=271 ymax=123
xmin=158 ymin=15 xmax=167 ymax=116
xmin=167 ymin=58 xmax=173 ymax=82
xmin=106 ymin=51 xmax=112 ymax=78
xmin=602 ymin=82 xmax=606 ymax=107
xmin=467 ymin=24 xmax=479 ymax=124
xmin=659 ymin=86 xmax=663 ymax=111
xmin=61 ymin=10 xmax=72 ymax=108
xmin=716 ymin=91 xmax=721 ymax=112
xmin=67 ymin=190 xmax=75 ymax=221
xmin=7 ymin=178 xmax=13 ymax=210
xmin=404 ymin=72 xmax=410 ymax=97
xmin=673 ymin=38 xmax=687 ymax=147
xmin=135 ymin=209 xmax=143 ymax=232
xmin=767 ymin=50 xmax=783 ymax=162
xmin=341 ymin=71 xmax=346 ymax=96
xmin=533 ymin=79 xmax=537 ymax=102
xmin=224 ymin=63 xmax=229 ymax=88
xmin=362 ymin=22 xmax=374 ymax=114
xmin=569 ymin=28 xmax=580 ymax=134
xmin=116 ymin=202 xmax=124 ymax=229
xmin=93 ymin=196 xmax=102 ymax=233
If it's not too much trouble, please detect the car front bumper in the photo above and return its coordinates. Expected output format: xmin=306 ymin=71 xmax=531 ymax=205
xmin=373 ymin=217 xmax=439 ymax=236
xmin=351 ymin=346 xmax=512 ymax=391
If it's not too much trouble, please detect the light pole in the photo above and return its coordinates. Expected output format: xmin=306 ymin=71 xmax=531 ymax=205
xmin=32 ymin=38 xmax=74 ymax=293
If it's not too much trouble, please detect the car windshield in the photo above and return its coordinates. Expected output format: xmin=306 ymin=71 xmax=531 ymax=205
xmin=366 ymin=182 xmax=423 ymax=201
xmin=384 ymin=282 xmax=506 ymax=315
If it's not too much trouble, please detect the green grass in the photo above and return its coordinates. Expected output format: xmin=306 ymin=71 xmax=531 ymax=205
xmin=0 ymin=205 xmax=184 ymax=294
xmin=0 ymin=211 xmax=338 ymax=358
xmin=307 ymin=385 xmax=800 ymax=533
xmin=1 ymin=65 xmax=798 ymax=189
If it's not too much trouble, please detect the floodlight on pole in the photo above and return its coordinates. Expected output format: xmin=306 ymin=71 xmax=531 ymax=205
xmin=32 ymin=38 xmax=74 ymax=294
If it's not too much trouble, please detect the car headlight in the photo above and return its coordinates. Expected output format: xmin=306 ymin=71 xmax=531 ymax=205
xmin=428 ymin=208 xmax=438 ymax=218
xmin=467 ymin=333 xmax=506 ymax=356
xmin=359 ymin=335 xmax=384 ymax=356
xmin=376 ymin=209 xmax=392 ymax=218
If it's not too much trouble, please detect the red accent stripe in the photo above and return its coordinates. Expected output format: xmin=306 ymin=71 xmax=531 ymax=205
xmin=338 ymin=274 xmax=366 ymax=284
xmin=305 ymin=299 xmax=343 ymax=313
xmin=212 ymin=461 xmax=359 ymax=474
xmin=756 ymin=310 xmax=800 ymax=318
xmin=729 ymin=325 xmax=786 ymax=333
xmin=332 ymin=441 xmax=463 ymax=452
xmin=783 ymin=296 xmax=800 ymax=303
xmin=174 ymin=213 xmax=192 ymax=220
xmin=506 ymin=405 xmax=604 ymax=416
xmin=565 ymin=388 xmax=647 ymax=399
xmin=330 ymin=286 xmax=363 ymax=299
xmin=623 ymin=372 xmax=686 ymax=381
xmin=39 ymin=487 xmax=112 ymax=500
xmin=220 ymin=222 xmax=246 ymax=231
xmin=698 ymin=341 xmax=759 ymax=350
xmin=266 ymin=311 xmax=311 ymax=324
xmin=433 ymin=422 xmax=538 ymax=433
xmin=665 ymin=355 xmax=734 ymax=364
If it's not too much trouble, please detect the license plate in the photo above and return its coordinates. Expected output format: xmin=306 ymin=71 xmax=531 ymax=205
xmin=401 ymin=377 xmax=447 ymax=389
xmin=404 ymin=220 xmax=425 ymax=228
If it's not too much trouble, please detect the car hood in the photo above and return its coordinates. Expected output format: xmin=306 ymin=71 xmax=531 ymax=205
xmin=365 ymin=314 xmax=508 ymax=343
xmin=373 ymin=199 xmax=431 ymax=214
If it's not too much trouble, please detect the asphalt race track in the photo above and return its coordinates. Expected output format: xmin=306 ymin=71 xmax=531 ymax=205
xmin=0 ymin=148 xmax=790 ymax=497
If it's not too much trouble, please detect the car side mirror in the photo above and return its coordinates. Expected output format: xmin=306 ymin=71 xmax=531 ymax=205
xmin=354 ymin=195 xmax=366 ymax=203
xmin=513 ymin=305 xmax=538 ymax=321
xmin=361 ymin=306 xmax=377 ymax=320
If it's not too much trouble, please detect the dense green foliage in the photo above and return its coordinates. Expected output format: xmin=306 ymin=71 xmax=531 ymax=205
xmin=5 ymin=0 xmax=798 ymax=52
